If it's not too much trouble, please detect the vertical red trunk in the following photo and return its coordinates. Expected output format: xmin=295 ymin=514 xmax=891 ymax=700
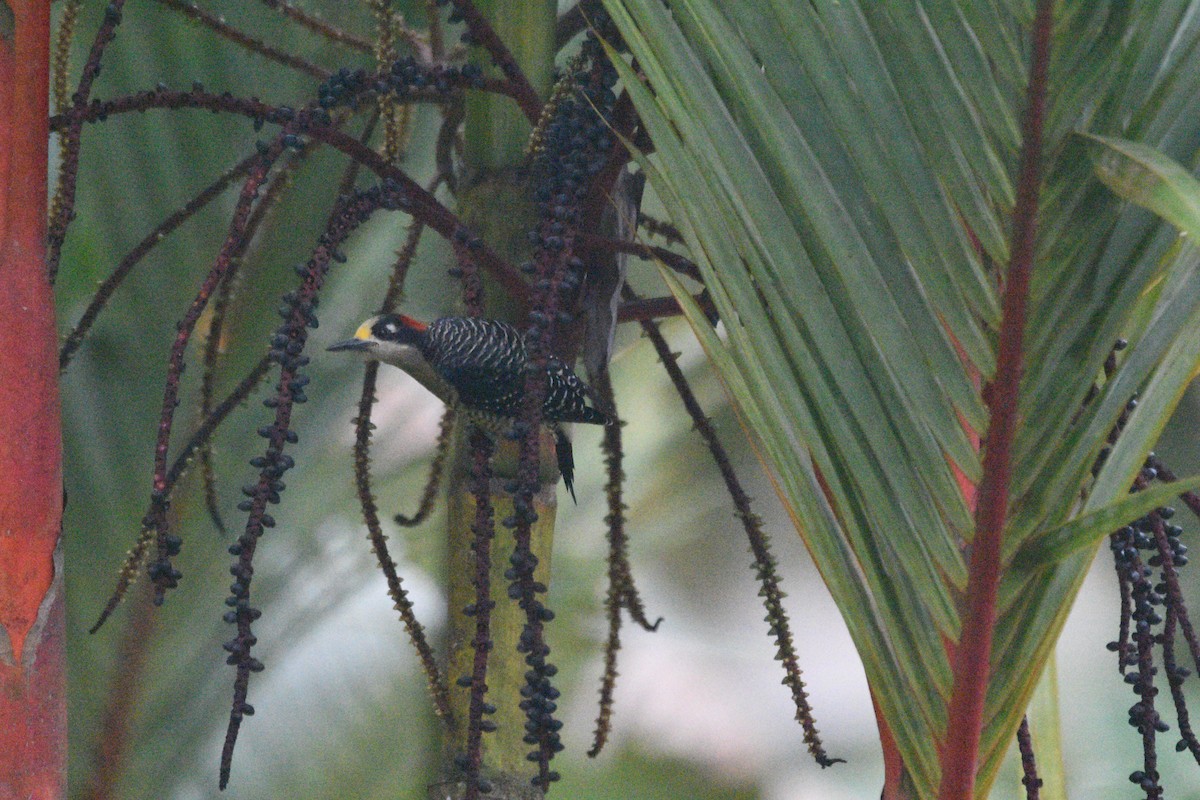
xmin=0 ymin=2 xmax=67 ymax=799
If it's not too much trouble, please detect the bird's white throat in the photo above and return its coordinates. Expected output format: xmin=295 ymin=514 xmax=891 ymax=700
xmin=374 ymin=342 xmax=459 ymax=407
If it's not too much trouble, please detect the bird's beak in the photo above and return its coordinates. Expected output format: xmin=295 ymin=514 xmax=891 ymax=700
xmin=328 ymin=321 xmax=376 ymax=353
xmin=327 ymin=338 xmax=372 ymax=353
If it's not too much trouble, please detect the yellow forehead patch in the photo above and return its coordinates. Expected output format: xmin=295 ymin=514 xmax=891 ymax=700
xmin=354 ymin=321 xmax=373 ymax=341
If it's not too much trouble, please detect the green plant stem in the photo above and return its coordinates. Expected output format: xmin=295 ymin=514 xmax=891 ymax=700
xmin=442 ymin=449 xmax=558 ymax=799
xmin=462 ymin=0 xmax=553 ymax=173
xmin=439 ymin=7 xmax=555 ymax=795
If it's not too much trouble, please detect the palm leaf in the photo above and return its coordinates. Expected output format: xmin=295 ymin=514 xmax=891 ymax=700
xmin=604 ymin=0 xmax=1200 ymax=796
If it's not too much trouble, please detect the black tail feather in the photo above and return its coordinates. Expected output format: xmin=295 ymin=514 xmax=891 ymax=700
xmin=554 ymin=427 xmax=577 ymax=504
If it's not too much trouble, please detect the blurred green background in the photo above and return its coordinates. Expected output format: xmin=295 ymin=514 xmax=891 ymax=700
xmin=52 ymin=2 xmax=1200 ymax=798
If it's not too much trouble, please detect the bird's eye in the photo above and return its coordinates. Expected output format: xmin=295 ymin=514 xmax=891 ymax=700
xmin=383 ymin=322 xmax=398 ymax=335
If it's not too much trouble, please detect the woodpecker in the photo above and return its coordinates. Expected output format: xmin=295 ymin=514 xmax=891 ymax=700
xmin=328 ymin=314 xmax=610 ymax=501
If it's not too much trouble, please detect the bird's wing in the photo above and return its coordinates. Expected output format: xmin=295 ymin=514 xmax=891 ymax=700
xmin=544 ymin=360 xmax=609 ymax=424
xmin=428 ymin=318 xmax=528 ymax=417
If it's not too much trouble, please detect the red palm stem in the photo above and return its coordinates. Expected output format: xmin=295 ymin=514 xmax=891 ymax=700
xmin=0 ymin=2 xmax=67 ymax=798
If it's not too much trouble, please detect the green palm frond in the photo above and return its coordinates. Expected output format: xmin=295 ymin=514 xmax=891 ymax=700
xmin=604 ymin=0 xmax=1200 ymax=795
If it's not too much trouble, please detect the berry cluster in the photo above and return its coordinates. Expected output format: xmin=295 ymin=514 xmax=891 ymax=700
xmin=492 ymin=21 xmax=625 ymax=790
xmin=457 ymin=431 xmax=500 ymax=797
xmin=1107 ymin=459 xmax=1195 ymax=799
xmin=142 ymin=147 xmax=285 ymax=608
xmin=219 ymin=186 xmax=388 ymax=788
xmin=316 ymin=58 xmax=484 ymax=112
